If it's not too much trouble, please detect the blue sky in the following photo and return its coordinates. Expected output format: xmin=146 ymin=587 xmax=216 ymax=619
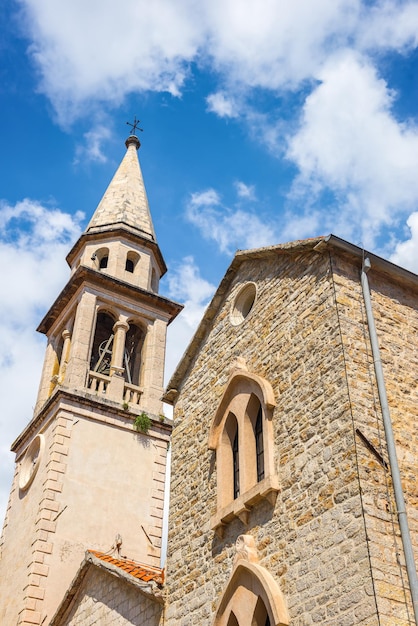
xmin=1 ymin=0 xmax=418 ymax=523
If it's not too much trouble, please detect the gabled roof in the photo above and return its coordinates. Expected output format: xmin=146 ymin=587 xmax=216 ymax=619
xmin=163 ymin=234 xmax=418 ymax=404
xmin=50 ymin=550 xmax=164 ymax=625
xmin=88 ymin=550 xmax=164 ymax=584
xmin=86 ymin=135 xmax=156 ymax=241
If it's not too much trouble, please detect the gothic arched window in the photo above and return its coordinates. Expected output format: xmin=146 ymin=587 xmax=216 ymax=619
xmin=208 ymin=368 xmax=279 ymax=535
xmin=213 ymin=546 xmax=289 ymax=626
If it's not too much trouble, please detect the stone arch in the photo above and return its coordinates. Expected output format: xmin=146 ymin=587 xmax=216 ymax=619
xmin=124 ymin=318 xmax=147 ymax=385
xmin=90 ymin=309 xmax=118 ymax=375
xmin=208 ymin=367 xmax=278 ymax=532
xmin=209 ymin=370 xmax=276 ymax=451
xmin=125 ymin=250 xmax=140 ymax=273
xmin=214 ymin=560 xmax=289 ymax=626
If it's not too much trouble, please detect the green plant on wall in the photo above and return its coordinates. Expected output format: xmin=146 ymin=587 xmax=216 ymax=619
xmin=133 ymin=412 xmax=151 ymax=434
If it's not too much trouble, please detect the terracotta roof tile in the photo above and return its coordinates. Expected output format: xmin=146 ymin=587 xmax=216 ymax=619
xmin=88 ymin=550 xmax=164 ymax=585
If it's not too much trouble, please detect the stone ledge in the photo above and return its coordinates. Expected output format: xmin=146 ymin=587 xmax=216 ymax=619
xmin=211 ymin=475 xmax=280 ymax=538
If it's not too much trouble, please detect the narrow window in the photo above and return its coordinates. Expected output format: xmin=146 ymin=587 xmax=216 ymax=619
xmin=233 ymin=428 xmax=240 ymax=499
xmin=255 ymin=405 xmax=264 ymax=482
xmin=99 ymin=256 xmax=108 ymax=269
xmin=125 ymin=258 xmax=134 ymax=273
xmin=125 ymin=251 xmax=140 ymax=274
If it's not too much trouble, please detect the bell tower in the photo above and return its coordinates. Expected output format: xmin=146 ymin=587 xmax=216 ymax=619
xmin=0 ymin=134 xmax=182 ymax=626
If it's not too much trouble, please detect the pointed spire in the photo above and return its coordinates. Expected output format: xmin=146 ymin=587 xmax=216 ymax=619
xmin=86 ymin=135 xmax=156 ymax=242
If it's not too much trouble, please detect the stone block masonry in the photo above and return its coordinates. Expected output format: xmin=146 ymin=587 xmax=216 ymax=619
xmin=164 ymin=245 xmax=417 ymax=625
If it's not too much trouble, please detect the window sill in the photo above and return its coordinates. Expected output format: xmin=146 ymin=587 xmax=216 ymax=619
xmin=211 ymin=475 xmax=280 ymax=538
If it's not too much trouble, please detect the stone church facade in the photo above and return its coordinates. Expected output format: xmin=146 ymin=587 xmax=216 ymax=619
xmin=163 ymin=238 xmax=418 ymax=625
xmin=0 ymin=136 xmax=417 ymax=625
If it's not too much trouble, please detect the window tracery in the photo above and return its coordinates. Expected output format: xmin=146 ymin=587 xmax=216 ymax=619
xmin=209 ymin=366 xmax=279 ymax=536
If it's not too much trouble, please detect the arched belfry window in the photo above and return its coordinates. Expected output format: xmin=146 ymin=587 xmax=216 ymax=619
xmin=124 ymin=322 xmax=145 ymax=385
xmin=125 ymin=251 xmax=140 ymax=274
xmin=90 ymin=311 xmax=116 ymax=375
xmin=209 ymin=367 xmax=279 ymax=535
xmin=93 ymin=247 xmax=110 ymax=271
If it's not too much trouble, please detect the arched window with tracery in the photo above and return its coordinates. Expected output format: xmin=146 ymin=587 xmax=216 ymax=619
xmin=209 ymin=367 xmax=279 ymax=535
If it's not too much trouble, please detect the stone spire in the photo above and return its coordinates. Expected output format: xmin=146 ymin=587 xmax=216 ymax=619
xmin=86 ymin=135 xmax=156 ymax=242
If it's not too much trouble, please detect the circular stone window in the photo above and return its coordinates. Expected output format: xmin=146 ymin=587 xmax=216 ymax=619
xmin=230 ymin=283 xmax=257 ymax=326
xmin=19 ymin=434 xmax=45 ymax=491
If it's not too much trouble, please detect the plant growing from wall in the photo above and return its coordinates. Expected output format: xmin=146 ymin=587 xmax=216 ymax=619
xmin=133 ymin=412 xmax=151 ymax=434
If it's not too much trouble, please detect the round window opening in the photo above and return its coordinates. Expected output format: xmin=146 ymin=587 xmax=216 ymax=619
xmin=19 ymin=434 xmax=45 ymax=491
xmin=230 ymin=283 xmax=257 ymax=326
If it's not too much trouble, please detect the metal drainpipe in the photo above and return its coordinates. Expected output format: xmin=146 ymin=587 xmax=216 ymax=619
xmin=361 ymin=257 xmax=418 ymax=625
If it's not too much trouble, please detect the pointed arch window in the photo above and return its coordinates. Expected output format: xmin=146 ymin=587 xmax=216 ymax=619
xmin=213 ymin=544 xmax=289 ymax=626
xmin=232 ymin=424 xmax=240 ymax=500
xmin=209 ymin=369 xmax=279 ymax=535
xmin=254 ymin=404 xmax=264 ymax=483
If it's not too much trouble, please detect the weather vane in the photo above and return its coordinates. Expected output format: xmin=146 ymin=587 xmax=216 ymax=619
xmin=126 ymin=116 xmax=143 ymax=136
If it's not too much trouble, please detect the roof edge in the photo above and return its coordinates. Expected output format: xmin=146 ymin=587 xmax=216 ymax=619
xmin=49 ymin=550 xmax=163 ymax=625
xmin=163 ymin=234 xmax=418 ymax=403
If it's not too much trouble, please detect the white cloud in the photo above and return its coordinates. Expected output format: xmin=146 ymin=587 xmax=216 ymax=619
xmin=164 ymin=256 xmax=216 ymax=381
xmin=186 ymin=188 xmax=277 ymax=254
xmin=20 ymin=0 xmax=203 ymax=122
xmin=356 ymin=1 xmax=418 ymax=53
xmin=74 ymin=125 xmax=112 ymax=164
xmin=0 ymin=199 xmax=83 ymax=525
xmin=206 ymin=92 xmax=239 ymax=118
xmin=390 ymin=212 xmax=418 ymax=273
xmin=235 ymin=181 xmax=256 ymax=200
xmin=17 ymin=0 xmax=418 ymax=125
xmin=286 ymin=51 xmax=418 ymax=247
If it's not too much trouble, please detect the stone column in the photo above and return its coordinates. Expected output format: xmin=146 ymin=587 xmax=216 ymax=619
xmin=65 ymin=291 xmax=97 ymax=389
xmin=107 ymin=319 xmax=129 ymax=401
xmin=139 ymin=318 xmax=166 ymax=415
xmin=58 ymin=329 xmax=71 ymax=384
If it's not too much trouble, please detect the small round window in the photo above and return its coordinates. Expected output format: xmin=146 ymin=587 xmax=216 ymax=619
xmin=19 ymin=434 xmax=45 ymax=491
xmin=230 ymin=283 xmax=257 ymax=326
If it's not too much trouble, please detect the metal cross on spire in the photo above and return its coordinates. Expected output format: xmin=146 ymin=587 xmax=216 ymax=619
xmin=126 ymin=116 xmax=143 ymax=136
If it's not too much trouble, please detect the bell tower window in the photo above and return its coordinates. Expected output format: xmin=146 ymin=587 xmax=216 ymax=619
xmin=124 ymin=322 xmax=145 ymax=384
xmin=125 ymin=251 xmax=140 ymax=274
xmin=90 ymin=311 xmax=116 ymax=375
xmin=99 ymin=256 xmax=108 ymax=269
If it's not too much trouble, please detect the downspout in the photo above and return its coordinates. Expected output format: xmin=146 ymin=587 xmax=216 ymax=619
xmin=361 ymin=257 xmax=418 ymax=625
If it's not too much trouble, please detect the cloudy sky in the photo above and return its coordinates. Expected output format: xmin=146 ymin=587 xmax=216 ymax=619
xmin=1 ymin=0 xmax=418 ymax=524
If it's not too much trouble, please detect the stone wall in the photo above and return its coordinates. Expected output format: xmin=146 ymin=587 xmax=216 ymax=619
xmin=165 ymin=246 xmax=417 ymax=625
xmin=55 ymin=566 xmax=163 ymax=626
xmin=331 ymin=251 xmax=418 ymax=625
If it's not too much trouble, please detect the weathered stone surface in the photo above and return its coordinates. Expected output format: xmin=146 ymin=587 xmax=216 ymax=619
xmin=165 ymin=246 xmax=417 ymax=625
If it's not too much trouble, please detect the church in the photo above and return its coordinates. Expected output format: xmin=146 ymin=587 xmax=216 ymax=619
xmin=0 ymin=133 xmax=417 ymax=625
